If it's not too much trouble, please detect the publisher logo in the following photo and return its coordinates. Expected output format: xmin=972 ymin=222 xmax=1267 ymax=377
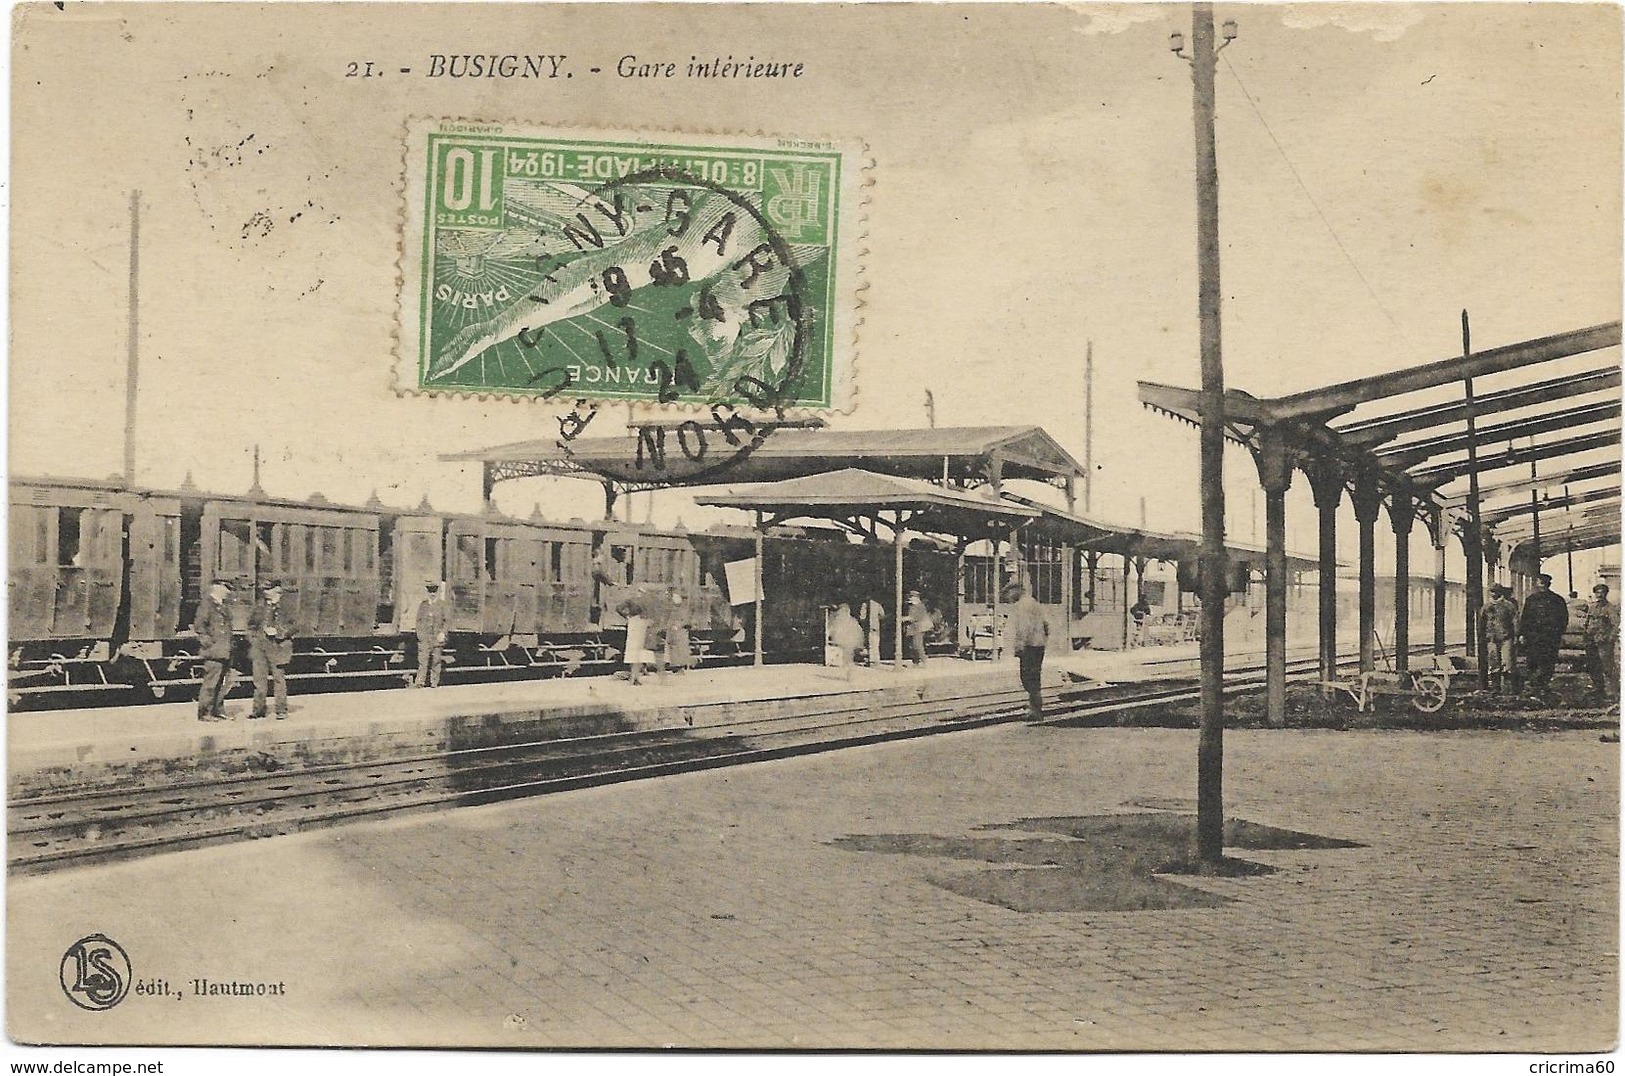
xmin=60 ymin=934 xmax=131 ymax=1011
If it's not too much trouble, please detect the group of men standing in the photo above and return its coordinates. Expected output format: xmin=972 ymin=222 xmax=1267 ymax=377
xmin=1478 ymin=573 xmax=1617 ymax=702
xmin=192 ymin=577 xmax=297 ymax=722
xmin=192 ymin=577 xmax=455 ymax=721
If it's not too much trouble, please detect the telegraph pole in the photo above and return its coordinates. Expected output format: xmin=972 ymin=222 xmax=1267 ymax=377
xmin=1462 ymin=311 xmax=1487 ymax=689
xmin=1083 ymin=342 xmax=1094 ymax=515
xmin=1564 ymin=485 xmax=1575 ymax=593
xmin=1529 ymin=448 xmax=1541 ymax=574
xmin=123 ymin=191 xmax=142 ymax=484
xmin=1174 ymin=4 xmax=1234 ymax=864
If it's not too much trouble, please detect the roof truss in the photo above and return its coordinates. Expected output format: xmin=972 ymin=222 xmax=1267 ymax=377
xmin=1439 ymin=459 xmax=1622 ymax=507
xmin=1335 ymin=366 xmax=1622 ymax=446
xmin=1479 ymin=484 xmax=1622 ymax=527
xmin=1409 ymin=428 xmax=1622 ymax=487
xmin=1271 ymin=322 xmax=1621 ymax=420
xmin=1375 ymin=400 xmax=1620 ymax=469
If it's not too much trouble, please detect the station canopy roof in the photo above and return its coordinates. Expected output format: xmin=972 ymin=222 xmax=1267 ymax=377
xmin=444 ymin=424 xmax=1085 ymax=490
xmin=1138 ymin=321 xmax=1622 ymax=557
xmin=694 ymin=467 xmax=1038 ymax=539
xmin=696 ymin=471 xmax=1322 ymax=569
xmin=995 ymin=492 xmax=1318 ymax=568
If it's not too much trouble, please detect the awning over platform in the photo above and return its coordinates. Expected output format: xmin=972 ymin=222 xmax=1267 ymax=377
xmin=694 ymin=468 xmax=1038 ymax=538
xmin=1137 ymin=321 xmax=1622 ymax=542
xmin=1138 ymin=317 xmax=1622 ymax=725
xmin=444 ymin=424 xmax=1085 ymax=493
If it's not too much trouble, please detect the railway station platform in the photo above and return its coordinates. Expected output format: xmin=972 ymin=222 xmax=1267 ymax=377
xmin=10 ymin=655 xmax=1077 ymax=794
xmin=8 ymin=639 xmax=1328 ymax=800
xmin=8 ymin=708 xmax=1615 ymax=1050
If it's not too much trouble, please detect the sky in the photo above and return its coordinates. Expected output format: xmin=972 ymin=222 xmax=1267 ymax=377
xmin=9 ymin=2 xmax=1621 ymax=582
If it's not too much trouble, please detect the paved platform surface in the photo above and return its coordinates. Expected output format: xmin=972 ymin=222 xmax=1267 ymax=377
xmin=8 ymin=722 xmax=1615 ymax=1050
xmin=10 ymin=631 xmax=1356 ymax=773
xmin=9 ymin=657 xmax=1066 ymax=776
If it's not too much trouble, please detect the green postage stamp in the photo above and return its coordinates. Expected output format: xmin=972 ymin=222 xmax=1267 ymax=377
xmin=398 ymin=120 xmax=863 ymax=411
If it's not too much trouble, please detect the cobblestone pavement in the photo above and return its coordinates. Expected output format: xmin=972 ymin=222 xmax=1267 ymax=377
xmin=9 ymin=725 xmax=1616 ymax=1051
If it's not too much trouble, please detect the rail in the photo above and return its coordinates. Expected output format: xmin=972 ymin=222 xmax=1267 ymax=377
xmin=7 ymin=648 xmax=1398 ymax=875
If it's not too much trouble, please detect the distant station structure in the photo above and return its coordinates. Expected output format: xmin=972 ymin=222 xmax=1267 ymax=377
xmin=445 ymin=424 xmax=1325 ymax=666
xmin=1140 ymin=318 xmax=1622 ymax=724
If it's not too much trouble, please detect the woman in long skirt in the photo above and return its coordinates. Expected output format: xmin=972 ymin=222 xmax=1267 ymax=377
xmin=617 ymin=593 xmax=656 ymax=685
xmin=664 ymin=589 xmax=694 ymax=673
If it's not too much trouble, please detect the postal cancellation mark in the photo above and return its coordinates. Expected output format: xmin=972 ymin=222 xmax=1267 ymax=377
xmin=397 ymin=122 xmax=863 ymax=410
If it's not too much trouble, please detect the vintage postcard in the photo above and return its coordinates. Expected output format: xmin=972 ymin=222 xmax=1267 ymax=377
xmin=6 ymin=1 xmax=1620 ymax=1066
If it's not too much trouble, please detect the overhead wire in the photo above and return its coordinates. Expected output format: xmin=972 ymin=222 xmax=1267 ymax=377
xmin=1220 ymin=52 xmax=1412 ymax=352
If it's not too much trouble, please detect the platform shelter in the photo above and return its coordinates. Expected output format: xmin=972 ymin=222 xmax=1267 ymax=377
xmin=446 ymin=424 xmax=1323 ymax=662
xmin=1140 ymin=319 xmax=1622 ymax=725
xmin=446 ymin=424 xmax=1086 ymax=517
xmin=696 ymin=468 xmax=1040 ymax=668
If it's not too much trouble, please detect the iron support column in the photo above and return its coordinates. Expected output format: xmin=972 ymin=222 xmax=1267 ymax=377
xmin=1350 ymin=467 xmax=1385 ymax=674
xmin=1390 ymin=497 xmax=1417 ymax=677
xmin=1458 ymin=514 xmax=1484 ymax=686
xmin=992 ymin=530 xmax=1004 ymax=658
xmin=1121 ymin=554 xmax=1132 ymax=648
xmin=1306 ymin=459 xmax=1345 ymax=693
xmin=753 ymin=514 xmax=765 ymax=667
xmin=1431 ymin=508 xmax=1448 ymax=656
xmin=1253 ymin=431 xmax=1295 ymax=727
xmin=894 ymin=513 xmax=906 ymax=671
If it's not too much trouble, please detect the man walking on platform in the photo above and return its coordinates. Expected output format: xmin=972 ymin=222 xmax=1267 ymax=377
xmin=414 ymin=581 xmax=450 ymax=688
xmin=249 ymin=579 xmax=294 ymax=718
xmin=1518 ymin=573 xmax=1569 ymax=701
xmin=193 ymin=577 xmax=235 ymax=721
xmin=1005 ymin=581 xmax=1050 ymax=721
xmin=1583 ymin=583 xmax=1618 ymax=703
xmin=1479 ymin=584 xmax=1520 ymax=695
xmin=902 ymin=589 xmax=931 ymax=667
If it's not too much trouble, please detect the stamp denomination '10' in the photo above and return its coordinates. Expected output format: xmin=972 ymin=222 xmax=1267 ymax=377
xmin=398 ymin=121 xmax=862 ymax=410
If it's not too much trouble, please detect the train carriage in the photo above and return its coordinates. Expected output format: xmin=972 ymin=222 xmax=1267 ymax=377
xmin=9 ymin=479 xmax=183 ymax=702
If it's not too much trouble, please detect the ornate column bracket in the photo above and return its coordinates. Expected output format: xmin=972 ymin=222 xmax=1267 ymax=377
xmin=1387 ymin=493 xmax=1418 ymax=539
xmin=1251 ymin=428 xmax=1298 ymax=495
xmin=1303 ymin=455 xmax=1347 ymax=512
xmin=1426 ymin=505 xmax=1451 ymax=550
xmin=1349 ymin=465 xmax=1386 ymax=525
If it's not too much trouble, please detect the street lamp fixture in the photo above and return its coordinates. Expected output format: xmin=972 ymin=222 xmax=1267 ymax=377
xmin=1220 ymin=19 xmax=1239 ymax=48
xmin=1170 ymin=31 xmax=1189 ymax=60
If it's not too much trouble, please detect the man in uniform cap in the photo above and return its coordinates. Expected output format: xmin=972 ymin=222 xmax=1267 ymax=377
xmin=902 ymin=589 xmax=930 ymax=667
xmin=414 ymin=580 xmax=450 ymax=688
xmin=1478 ymin=584 xmax=1520 ymax=695
xmin=249 ymin=578 xmax=295 ymax=718
xmin=1517 ymin=573 xmax=1569 ymax=701
xmin=1004 ymin=581 xmax=1051 ymax=720
xmin=1584 ymin=583 xmax=1619 ymax=702
xmin=193 ymin=577 xmax=236 ymax=721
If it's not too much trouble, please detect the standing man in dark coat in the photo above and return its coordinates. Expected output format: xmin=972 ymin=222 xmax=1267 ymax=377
xmin=193 ymin=577 xmax=235 ymax=721
xmin=1518 ymin=573 xmax=1569 ymax=700
xmin=414 ymin=581 xmax=450 ymax=688
xmin=1005 ymin=581 xmax=1050 ymax=720
xmin=248 ymin=579 xmax=295 ymax=719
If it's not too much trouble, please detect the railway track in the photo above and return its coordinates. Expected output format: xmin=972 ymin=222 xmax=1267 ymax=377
xmin=6 ymin=650 xmax=1386 ymax=875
